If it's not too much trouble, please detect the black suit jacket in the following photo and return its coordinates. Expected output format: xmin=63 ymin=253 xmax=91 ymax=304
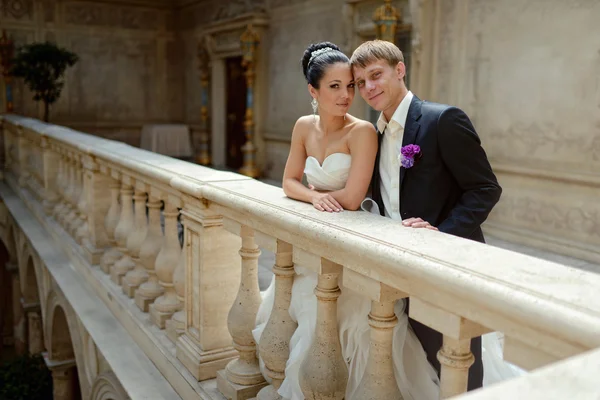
xmin=370 ymin=96 xmax=502 ymax=242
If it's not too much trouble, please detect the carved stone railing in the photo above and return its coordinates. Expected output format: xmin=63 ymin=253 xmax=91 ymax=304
xmin=2 ymin=114 xmax=600 ymax=400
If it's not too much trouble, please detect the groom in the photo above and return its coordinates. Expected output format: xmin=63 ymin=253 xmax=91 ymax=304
xmin=351 ymin=40 xmax=502 ymax=390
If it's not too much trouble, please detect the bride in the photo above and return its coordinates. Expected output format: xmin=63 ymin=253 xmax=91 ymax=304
xmin=253 ymin=41 xmax=523 ymax=400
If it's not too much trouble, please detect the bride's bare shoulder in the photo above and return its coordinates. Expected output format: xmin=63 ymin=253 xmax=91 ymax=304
xmin=289 ymin=116 xmax=314 ymax=144
xmin=295 ymin=115 xmax=315 ymax=127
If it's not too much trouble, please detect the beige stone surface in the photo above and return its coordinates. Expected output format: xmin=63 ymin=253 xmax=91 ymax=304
xmin=456 ymin=347 xmax=600 ymax=400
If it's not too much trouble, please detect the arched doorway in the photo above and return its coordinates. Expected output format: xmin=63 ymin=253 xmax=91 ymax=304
xmin=48 ymin=305 xmax=82 ymax=400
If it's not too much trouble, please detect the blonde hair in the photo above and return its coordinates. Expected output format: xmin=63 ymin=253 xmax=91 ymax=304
xmin=350 ymin=40 xmax=404 ymax=69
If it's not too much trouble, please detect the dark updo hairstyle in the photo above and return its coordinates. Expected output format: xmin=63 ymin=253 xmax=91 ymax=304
xmin=301 ymin=42 xmax=349 ymax=89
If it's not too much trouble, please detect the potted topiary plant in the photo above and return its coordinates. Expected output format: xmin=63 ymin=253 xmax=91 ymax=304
xmin=10 ymin=41 xmax=78 ymax=122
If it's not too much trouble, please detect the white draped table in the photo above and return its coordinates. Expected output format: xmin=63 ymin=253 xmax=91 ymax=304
xmin=140 ymin=124 xmax=193 ymax=158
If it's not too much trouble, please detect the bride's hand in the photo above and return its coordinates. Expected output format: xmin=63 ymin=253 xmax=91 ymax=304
xmin=308 ymin=184 xmax=343 ymax=212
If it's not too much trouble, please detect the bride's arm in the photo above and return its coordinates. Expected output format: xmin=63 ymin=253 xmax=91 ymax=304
xmin=326 ymin=122 xmax=378 ymax=210
xmin=282 ymin=117 xmax=343 ymax=211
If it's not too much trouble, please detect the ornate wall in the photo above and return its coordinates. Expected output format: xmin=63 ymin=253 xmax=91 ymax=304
xmin=0 ymin=0 xmax=182 ymax=145
xmin=415 ymin=0 xmax=600 ymax=263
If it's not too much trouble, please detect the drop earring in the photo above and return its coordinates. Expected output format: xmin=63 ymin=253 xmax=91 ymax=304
xmin=311 ymin=98 xmax=318 ymax=120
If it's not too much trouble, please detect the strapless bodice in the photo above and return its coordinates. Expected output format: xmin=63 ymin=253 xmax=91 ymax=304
xmin=304 ymin=153 xmax=352 ymax=191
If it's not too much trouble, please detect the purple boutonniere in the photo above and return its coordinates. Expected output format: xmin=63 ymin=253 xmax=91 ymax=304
xmin=399 ymin=144 xmax=421 ymax=169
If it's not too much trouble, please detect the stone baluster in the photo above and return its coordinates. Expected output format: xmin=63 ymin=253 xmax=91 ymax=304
xmin=74 ymin=171 xmax=89 ymax=245
xmin=52 ymin=152 xmax=67 ymax=218
xmin=351 ymin=284 xmax=406 ymax=400
xmin=149 ymin=198 xmax=182 ymax=328
xmin=62 ymin=154 xmax=77 ymax=228
xmin=71 ymin=159 xmax=86 ymax=236
xmin=134 ymin=195 xmax=164 ymax=311
xmin=217 ymin=226 xmax=266 ymax=399
xmin=438 ymin=337 xmax=473 ymax=398
xmin=409 ymin=298 xmax=489 ymax=399
xmin=123 ymin=187 xmax=150 ymax=297
xmin=70 ymin=163 xmax=86 ymax=239
xmin=256 ymin=240 xmax=296 ymax=400
xmin=57 ymin=154 xmax=74 ymax=225
xmin=112 ymin=188 xmax=146 ymax=286
xmin=298 ymin=259 xmax=347 ymax=400
xmin=41 ymin=141 xmax=60 ymax=215
xmin=110 ymin=182 xmax=134 ymax=284
xmin=78 ymin=161 xmax=112 ymax=265
xmin=166 ymin=242 xmax=186 ymax=343
xmin=17 ymin=134 xmax=30 ymax=187
xmin=65 ymin=156 xmax=82 ymax=234
xmin=100 ymin=180 xmax=122 ymax=274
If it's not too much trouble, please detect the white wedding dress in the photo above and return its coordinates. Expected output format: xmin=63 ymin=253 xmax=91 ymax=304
xmin=253 ymin=153 xmax=524 ymax=400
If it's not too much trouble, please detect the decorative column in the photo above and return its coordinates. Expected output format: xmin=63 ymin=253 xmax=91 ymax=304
xmin=197 ymin=43 xmax=211 ymax=166
xmin=57 ymin=153 xmax=74 ymax=226
xmin=166 ymin=243 xmax=185 ymax=343
xmin=81 ymin=161 xmax=112 ymax=265
xmin=298 ymin=259 xmax=347 ymax=400
xmin=41 ymin=139 xmax=60 ymax=215
xmin=44 ymin=356 xmax=77 ymax=400
xmin=176 ymin=203 xmax=238 ymax=381
xmin=52 ymin=151 xmax=67 ymax=219
xmin=110 ymin=181 xmax=134 ymax=285
xmin=70 ymin=163 xmax=86 ymax=239
xmin=27 ymin=308 xmax=44 ymax=355
xmin=351 ymin=284 xmax=406 ymax=400
xmin=373 ymin=0 xmax=400 ymax=43
xmin=238 ymin=24 xmax=260 ymax=178
xmin=17 ymin=134 xmax=30 ymax=187
xmin=149 ymin=197 xmax=182 ymax=328
xmin=121 ymin=186 xmax=149 ymax=297
xmin=134 ymin=194 xmax=164 ymax=312
xmin=217 ymin=226 xmax=266 ymax=399
xmin=64 ymin=156 xmax=82 ymax=234
xmin=74 ymin=156 xmax=92 ymax=246
xmin=112 ymin=188 xmax=146 ymax=286
xmin=100 ymin=177 xmax=122 ymax=273
xmin=409 ymin=298 xmax=490 ymax=399
xmin=256 ymin=240 xmax=296 ymax=400
xmin=0 ymin=30 xmax=15 ymax=113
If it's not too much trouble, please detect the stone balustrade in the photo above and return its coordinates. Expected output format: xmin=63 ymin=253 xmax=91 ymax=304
xmin=2 ymin=114 xmax=600 ymax=400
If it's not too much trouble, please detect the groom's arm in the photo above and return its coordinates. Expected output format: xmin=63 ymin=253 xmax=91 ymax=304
xmin=436 ymin=107 xmax=502 ymax=237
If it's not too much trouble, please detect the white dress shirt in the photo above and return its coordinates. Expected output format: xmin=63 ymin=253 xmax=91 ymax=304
xmin=376 ymin=91 xmax=414 ymax=221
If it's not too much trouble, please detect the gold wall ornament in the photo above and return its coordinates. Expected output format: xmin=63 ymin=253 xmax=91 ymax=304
xmin=239 ymin=24 xmax=260 ymax=178
xmin=240 ymin=24 xmax=260 ymax=68
xmin=0 ymin=30 xmax=15 ymax=112
xmin=197 ymin=43 xmax=211 ymax=166
xmin=373 ymin=0 xmax=401 ymax=43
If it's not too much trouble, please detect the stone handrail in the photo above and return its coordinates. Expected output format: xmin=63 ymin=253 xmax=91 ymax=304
xmin=2 ymin=114 xmax=600 ymax=399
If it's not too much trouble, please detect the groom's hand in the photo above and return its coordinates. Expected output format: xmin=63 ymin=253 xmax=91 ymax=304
xmin=402 ymin=217 xmax=439 ymax=231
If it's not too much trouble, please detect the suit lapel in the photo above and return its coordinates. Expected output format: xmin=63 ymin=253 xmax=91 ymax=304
xmin=399 ymin=96 xmax=422 ymax=190
xmin=373 ymin=129 xmax=385 ymax=215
